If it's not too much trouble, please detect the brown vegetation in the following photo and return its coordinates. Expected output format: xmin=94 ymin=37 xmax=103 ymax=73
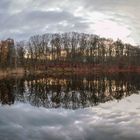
xmin=0 ymin=32 xmax=140 ymax=76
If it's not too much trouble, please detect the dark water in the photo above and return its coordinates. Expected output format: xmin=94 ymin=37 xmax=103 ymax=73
xmin=0 ymin=73 xmax=140 ymax=108
xmin=0 ymin=73 xmax=140 ymax=140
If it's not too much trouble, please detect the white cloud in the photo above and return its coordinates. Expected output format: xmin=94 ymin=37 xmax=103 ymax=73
xmin=90 ymin=20 xmax=135 ymax=45
xmin=0 ymin=0 xmax=139 ymax=45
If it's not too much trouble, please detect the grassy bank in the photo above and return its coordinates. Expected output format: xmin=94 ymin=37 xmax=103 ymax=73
xmin=0 ymin=68 xmax=25 ymax=78
xmin=45 ymin=65 xmax=140 ymax=74
xmin=1 ymin=65 xmax=140 ymax=78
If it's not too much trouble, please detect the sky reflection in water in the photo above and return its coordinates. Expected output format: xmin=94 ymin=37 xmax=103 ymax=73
xmin=0 ymin=73 xmax=140 ymax=140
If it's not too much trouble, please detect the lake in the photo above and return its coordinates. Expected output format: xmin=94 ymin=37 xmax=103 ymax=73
xmin=0 ymin=73 xmax=140 ymax=140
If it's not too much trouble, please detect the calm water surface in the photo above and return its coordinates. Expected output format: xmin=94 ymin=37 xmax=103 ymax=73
xmin=0 ymin=73 xmax=140 ymax=140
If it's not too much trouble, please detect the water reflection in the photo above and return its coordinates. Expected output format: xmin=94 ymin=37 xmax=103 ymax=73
xmin=0 ymin=73 xmax=140 ymax=109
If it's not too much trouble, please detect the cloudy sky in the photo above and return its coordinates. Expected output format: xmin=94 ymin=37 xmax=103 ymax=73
xmin=0 ymin=0 xmax=140 ymax=45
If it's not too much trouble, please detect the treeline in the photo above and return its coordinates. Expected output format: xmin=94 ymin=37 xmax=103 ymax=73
xmin=0 ymin=38 xmax=24 ymax=69
xmin=0 ymin=39 xmax=15 ymax=69
xmin=0 ymin=32 xmax=140 ymax=71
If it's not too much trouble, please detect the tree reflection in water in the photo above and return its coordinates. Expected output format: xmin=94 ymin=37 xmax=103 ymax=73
xmin=0 ymin=73 xmax=140 ymax=109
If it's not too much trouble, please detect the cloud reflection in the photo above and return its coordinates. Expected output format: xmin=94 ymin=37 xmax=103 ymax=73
xmin=0 ymin=94 xmax=140 ymax=140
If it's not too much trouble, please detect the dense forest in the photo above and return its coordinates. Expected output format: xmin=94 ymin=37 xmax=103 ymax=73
xmin=0 ymin=32 xmax=140 ymax=73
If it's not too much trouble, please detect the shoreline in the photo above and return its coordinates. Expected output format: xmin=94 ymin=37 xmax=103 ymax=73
xmin=0 ymin=68 xmax=25 ymax=79
xmin=0 ymin=66 xmax=140 ymax=78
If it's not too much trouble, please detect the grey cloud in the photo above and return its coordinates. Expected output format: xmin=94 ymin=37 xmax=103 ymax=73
xmin=24 ymin=10 xmax=82 ymax=24
xmin=0 ymin=10 xmax=76 ymax=29
xmin=0 ymin=0 xmax=140 ymax=44
xmin=80 ymin=0 xmax=140 ymax=11
xmin=0 ymin=10 xmax=89 ymax=40
xmin=0 ymin=0 xmax=11 ymax=12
